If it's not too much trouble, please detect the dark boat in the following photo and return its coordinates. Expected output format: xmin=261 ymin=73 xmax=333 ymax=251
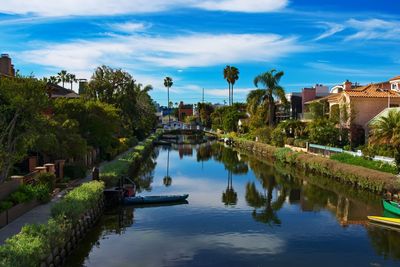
xmin=123 ymin=194 xmax=189 ymax=205
xmin=382 ymin=199 xmax=400 ymax=216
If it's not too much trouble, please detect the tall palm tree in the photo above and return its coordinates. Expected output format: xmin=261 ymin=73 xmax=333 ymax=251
xmin=57 ymin=70 xmax=68 ymax=88
xmin=223 ymin=66 xmax=239 ymax=106
xmin=370 ymin=109 xmax=400 ymax=171
xmin=163 ymin=148 xmax=172 ymax=187
xmin=67 ymin=73 xmax=77 ymax=90
xmin=252 ymin=69 xmax=287 ymax=126
xmin=222 ymin=170 xmax=237 ymax=206
xmin=164 ymin=77 xmax=173 ymax=123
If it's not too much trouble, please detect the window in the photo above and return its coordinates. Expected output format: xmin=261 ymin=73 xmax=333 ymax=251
xmin=392 ymin=83 xmax=398 ymax=90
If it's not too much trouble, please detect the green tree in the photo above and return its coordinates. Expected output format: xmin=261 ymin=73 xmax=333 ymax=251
xmin=306 ymin=118 xmax=339 ymax=146
xmin=253 ymin=69 xmax=287 ymax=127
xmin=197 ymin=102 xmax=214 ymax=128
xmin=370 ymin=110 xmax=400 ymax=171
xmin=164 ymin=77 xmax=173 ymax=123
xmin=57 ymin=70 xmax=68 ymax=88
xmin=223 ymin=66 xmax=239 ymax=106
xmin=88 ymin=65 xmax=156 ymax=138
xmin=0 ymin=77 xmax=49 ymax=183
xmin=66 ymin=73 xmax=77 ymax=90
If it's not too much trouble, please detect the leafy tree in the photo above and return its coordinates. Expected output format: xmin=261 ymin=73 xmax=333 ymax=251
xmin=52 ymin=98 xmax=121 ymax=157
xmin=252 ymin=69 xmax=287 ymax=126
xmin=306 ymin=118 xmax=339 ymax=146
xmin=197 ymin=102 xmax=214 ymax=128
xmin=309 ymin=101 xmax=326 ymax=120
xmin=0 ymin=77 xmax=48 ymax=183
xmin=88 ymin=65 xmax=156 ymax=138
xmin=370 ymin=110 xmax=400 ymax=171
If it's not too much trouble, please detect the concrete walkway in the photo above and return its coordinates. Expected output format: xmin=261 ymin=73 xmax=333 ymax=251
xmin=0 ymin=148 xmax=133 ymax=245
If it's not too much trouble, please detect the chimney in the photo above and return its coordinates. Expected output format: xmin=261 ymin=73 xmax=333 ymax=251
xmin=343 ymin=80 xmax=352 ymax=91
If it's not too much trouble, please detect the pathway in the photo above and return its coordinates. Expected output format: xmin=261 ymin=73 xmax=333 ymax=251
xmin=0 ymin=148 xmax=133 ymax=245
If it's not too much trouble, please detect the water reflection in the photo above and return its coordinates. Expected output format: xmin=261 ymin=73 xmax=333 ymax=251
xmin=67 ymin=142 xmax=400 ymax=266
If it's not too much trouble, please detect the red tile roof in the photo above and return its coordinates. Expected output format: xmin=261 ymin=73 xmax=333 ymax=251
xmin=344 ymin=82 xmax=400 ymax=98
xmin=390 ymin=75 xmax=400 ymax=81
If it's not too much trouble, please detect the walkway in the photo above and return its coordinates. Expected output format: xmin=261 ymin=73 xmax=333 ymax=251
xmin=0 ymin=148 xmax=133 ymax=245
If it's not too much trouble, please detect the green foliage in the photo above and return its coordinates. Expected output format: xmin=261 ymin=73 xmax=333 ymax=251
xmin=306 ymin=118 xmax=339 ymax=146
xmin=0 ymin=200 xmax=13 ymax=212
xmin=271 ymin=127 xmax=285 ymax=147
xmin=64 ymin=163 xmax=87 ymax=180
xmin=36 ymin=173 xmax=56 ymax=189
xmin=211 ymin=104 xmax=246 ymax=132
xmin=330 ymin=153 xmax=397 ymax=174
xmin=87 ymin=65 xmax=157 ymax=139
xmin=0 ymin=77 xmax=49 ymax=183
xmin=293 ymin=139 xmax=308 ymax=148
xmin=308 ymin=102 xmax=326 ymax=119
xmin=252 ymin=127 xmax=272 ymax=143
xmin=197 ymin=103 xmax=214 ymax=128
xmin=51 ymin=181 xmax=104 ymax=223
xmin=285 ymin=137 xmax=294 ymax=146
xmin=31 ymin=184 xmax=52 ymax=203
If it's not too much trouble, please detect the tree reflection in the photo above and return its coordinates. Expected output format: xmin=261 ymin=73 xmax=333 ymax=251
xmin=163 ymin=148 xmax=172 ymax=187
xmin=129 ymin=149 xmax=158 ymax=193
xmin=367 ymin=226 xmax=400 ymax=261
xmin=222 ymin=170 xmax=237 ymax=206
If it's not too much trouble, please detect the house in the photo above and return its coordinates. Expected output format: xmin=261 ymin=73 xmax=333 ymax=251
xmin=305 ymin=76 xmax=400 ymax=144
xmin=178 ymin=101 xmax=193 ymax=121
xmin=0 ymin=54 xmax=15 ymax=77
xmin=46 ymin=83 xmax=80 ymax=99
xmin=275 ymin=84 xmax=329 ymax=122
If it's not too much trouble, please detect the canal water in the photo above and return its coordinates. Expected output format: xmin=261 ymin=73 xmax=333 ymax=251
xmin=66 ymin=143 xmax=400 ymax=267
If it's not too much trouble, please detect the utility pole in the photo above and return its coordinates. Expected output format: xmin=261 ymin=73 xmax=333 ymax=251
xmin=202 ymin=88 xmax=205 ymax=103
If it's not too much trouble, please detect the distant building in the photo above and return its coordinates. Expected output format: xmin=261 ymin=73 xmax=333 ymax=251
xmin=46 ymin=83 xmax=80 ymax=99
xmin=0 ymin=54 xmax=16 ymax=77
xmin=178 ymin=101 xmax=193 ymax=121
xmin=78 ymin=79 xmax=88 ymax=95
xmin=276 ymin=92 xmax=303 ymax=122
xmin=301 ymin=84 xmax=329 ymax=112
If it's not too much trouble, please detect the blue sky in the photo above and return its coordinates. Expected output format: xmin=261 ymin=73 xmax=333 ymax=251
xmin=1 ymin=0 xmax=400 ymax=105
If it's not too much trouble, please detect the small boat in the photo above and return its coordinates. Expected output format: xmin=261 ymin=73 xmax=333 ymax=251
xmin=368 ymin=216 xmax=400 ymax=227
xmin=382 ymin=199 xmax=400 ymax=216
xmin=123 ymin=194 xmax=189 ymax=205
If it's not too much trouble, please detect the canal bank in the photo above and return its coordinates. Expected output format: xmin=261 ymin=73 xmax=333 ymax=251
xmin=0 ymin=133 xmax=161 ymax=267
xmin=232 ymin=138 xmax=400 ymax=193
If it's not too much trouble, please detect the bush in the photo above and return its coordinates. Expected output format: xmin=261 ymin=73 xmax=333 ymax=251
xmin=293 ymin=139 xmax=307 ymax=148
xmin=64 ymin=163 xmax=87 ymax=180
xmin=285 ymin=137 xmax=295 ymax=146
xmin=36 ymin=173 xmax=56 ymax=189
xmin=330 ymin=153 xmax=397 ymax=174
xmin=10 ymin=187 xmax=32 ymax=204
xmin=31 ymin=184 xmax=52 ymax=203
xmin=0 ymin=201 xmax=13 ymax=213
xmin=271 ymin=127 xmax=285 ymax=147
xmin=51 ymin=181 xmax=104 ymax=223
xmin=252 ymin=127 xmax=272 ymax=143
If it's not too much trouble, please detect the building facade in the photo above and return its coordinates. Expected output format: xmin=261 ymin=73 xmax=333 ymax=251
xmin=0 ymin=54 xmax=16 ymax=77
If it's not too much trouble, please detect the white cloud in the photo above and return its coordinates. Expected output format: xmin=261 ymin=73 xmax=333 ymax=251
xmin=0 ymin=0 xmax=289 ymax=17
xmin=194 ymin=0 xmax=288 ymax=13
xmin=314 ymin=22 xmax=345 ymax=41
xmin=314 ymin=18 xmax=400 ymax=41
xmin=345 ymin=18 xmax=400 ymax=41
xmin=108 ymin=22 xmax=149 ymax=33
xmin=20 ymin=33 xmax=304 ymax=77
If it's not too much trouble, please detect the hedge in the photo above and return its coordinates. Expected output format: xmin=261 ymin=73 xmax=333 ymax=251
xmin=0 ymin=181 xmax=104 ymax=267
xmin=330 ymin=153 xmax=397 ymax=175
xmin=234 ymin=139 xmax=400 ymax=193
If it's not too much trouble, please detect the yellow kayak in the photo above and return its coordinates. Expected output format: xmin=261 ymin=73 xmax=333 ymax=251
xmin=368 ymin=216 xmax=400 ymax=227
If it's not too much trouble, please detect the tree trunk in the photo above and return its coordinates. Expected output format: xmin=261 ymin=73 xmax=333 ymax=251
xmin=268 ymin=95 xmax=275 ymax=127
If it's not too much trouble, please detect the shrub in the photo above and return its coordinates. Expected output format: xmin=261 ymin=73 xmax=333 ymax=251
xmin=10 ymin=189 xmax=32 ymax=204
xmin=0 ymin=201 xmax=13 ymax=213
xmin=285 ymin=137 xmax=295 ymax=146
xmin=330 ymin=153 xmax=397 ymax=174
xmin=252 ymin=127 xmax=272 ymax=143
xmin=271 ymin=127 xmax=285 ymax=147
xmin=51 ymin=181 xmax=104 ymax=223
xmin=31 ymin=184 xmax=52 ymax=203
xmin=293 ymin=139 xmax=307 ymax=148
xmin=36 ymin=173 xmax=56 ymax=189
xmin=64 ymin=163 xmax=87 ymax=180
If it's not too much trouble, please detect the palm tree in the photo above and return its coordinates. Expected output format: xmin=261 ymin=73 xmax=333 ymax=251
xmin=223 ymin=66 xmax=239 ymax=106
xmin=67 ymin=73 xmax=77 ymax=90
xmin=164 ymin=77 xmax=173 ymax=123
xmin=57 ymin=70 xmax=68 ymax=88
xmin=48 ymin=76 xmax=59 ymax=84
xmin=252 ymin=69 xmax=287 ymax=127
xmin=370 ymin=109 xmax=400 ymax=171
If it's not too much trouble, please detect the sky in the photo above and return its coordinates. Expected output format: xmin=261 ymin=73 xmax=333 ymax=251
xmin=1 ymin=0 xmax=400 ymax=105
